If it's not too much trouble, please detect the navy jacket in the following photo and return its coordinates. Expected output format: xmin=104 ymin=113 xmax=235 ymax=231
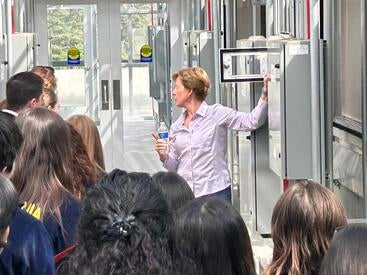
xmin=0 ymin=208 xmax=55 ymax=275
xmin=43 ymin=194 xmax=81 ymax=255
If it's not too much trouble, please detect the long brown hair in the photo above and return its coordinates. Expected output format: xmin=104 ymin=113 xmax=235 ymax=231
xmin=12 ymin=108 xmax=75 ymax=227
xmin=68 ymin=123 xmax=97 ymax=198
xmin=67 ymin=115 xmax=105 ymax=174
xmin=264 ymin=181 xmax=347 ymax=275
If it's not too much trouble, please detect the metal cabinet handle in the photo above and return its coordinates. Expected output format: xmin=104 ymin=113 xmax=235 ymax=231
xmin=113 ymin=80 xmax=121 ymax=110
xmin=103 ymin=85 xmax=108 ymax=104
xmin=101 ymin=80 xmax=109 ymax=110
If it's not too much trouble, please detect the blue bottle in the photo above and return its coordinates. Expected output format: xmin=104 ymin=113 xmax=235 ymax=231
xmin=158 ymin=121 xmax=169 ymax=153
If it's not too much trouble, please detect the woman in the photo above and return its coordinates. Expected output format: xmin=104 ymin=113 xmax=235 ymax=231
xmin=319 ymin=224 xmax=367 ymax=275
xmin=263 ymin=181 xmax=347 ymax=275
xmin=11 ymin=108 xmax=81 ymax=255
xmin=175 ymin=196 xmax=256 ymax=275
xmin=154 ymin=67 xmax=268 ymax=199
xmin=67 ymin=114 xmax=105 ymax=177
xmin=59 ymin=169 xmax=186 ymax=275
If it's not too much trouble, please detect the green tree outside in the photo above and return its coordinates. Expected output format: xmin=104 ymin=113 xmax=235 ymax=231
xmin=48 ymin=8 xmax=85 ymax=62
xmin=47 ymin=4 xmax=156 ymax=63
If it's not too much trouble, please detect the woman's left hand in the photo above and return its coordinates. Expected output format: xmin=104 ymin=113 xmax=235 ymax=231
xmin=261 ymin=73 xmax=269 ymax=101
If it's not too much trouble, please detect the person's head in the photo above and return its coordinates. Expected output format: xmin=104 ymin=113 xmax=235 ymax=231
xmin=61 ymin=169 xmax=180 ymax=274
xmin=67 ymin=115 xmax=105 ymax=173
xmin=0 ymin=112 xmax=23 ymax=176
xmin=31 ymin=65 xmax=57 ymax=92
xmin=6 ymin=71 xmax=44 ymax=113
xmin=68 ymin=123 xmax=97 ymax=198
xmin=319 ymin=224 xmax=367 ymax=275
xmin=175 ymin=196 xmax=256 ymax=275
xmin=265 ymin=181 xmax=347 ymax=275
xmin=12 ymin=108 xmax=75 ymax=224
xmin=0 ymin=174 xmax=18 ymax=254
xmin=152 ymin=171 xmax=194 ymax=211
xmin=43 ymin=89 xmax=60 ymax=113
xmin=31 ymin=66 xmax=60 ymax=113
xmin=172 ymin=67 xmax=211 ymax=106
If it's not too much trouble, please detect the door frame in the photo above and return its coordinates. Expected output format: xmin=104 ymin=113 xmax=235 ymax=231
xmin=34 ymin=0 xmax=124 ymax=170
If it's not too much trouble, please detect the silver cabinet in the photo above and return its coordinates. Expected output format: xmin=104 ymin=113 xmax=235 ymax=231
xmin=11 ymin=33 xmax=35 ymax=74
xmin=270 ymin=40 xmax=313 ymax=180
xmin=220 ymin=39 xmax=316 ymax=235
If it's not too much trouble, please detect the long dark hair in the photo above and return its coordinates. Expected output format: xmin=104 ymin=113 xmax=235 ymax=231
xmin=152 ymin=171 xmax=194 ymax=211
xmin=319 ymin=224 xmax=367 ymax=275
xmin=12 ymin=108 xmax=75 ymax=227
xmin=59 ymin=169 xmax=182 ymax=275
xmin=0 ymin=112 xmax=23 ymax=173
xmin=264 ymin=181 xmax=347 ymax=275
xmin=175 ymin=196 xmax=256 ymax=275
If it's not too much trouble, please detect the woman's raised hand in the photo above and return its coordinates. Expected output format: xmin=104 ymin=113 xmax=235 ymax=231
xmin=261 ymin=73 xmax=269 ymax=101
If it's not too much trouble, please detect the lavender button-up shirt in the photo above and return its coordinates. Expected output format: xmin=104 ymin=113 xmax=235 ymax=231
xmin=164 ymin=98 xmax=268 ymax=197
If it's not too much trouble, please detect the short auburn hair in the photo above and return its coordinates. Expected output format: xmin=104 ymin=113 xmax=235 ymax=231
xmin=172 ymin=67 xmax=211 ymax=102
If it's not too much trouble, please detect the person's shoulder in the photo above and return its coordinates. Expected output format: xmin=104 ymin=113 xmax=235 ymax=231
xmin=61 ymin=193 xmax=81 ymax=214
xmin=0 ymin=110 xmax=16 ymax=120
xmin=208 ymin=103 xmax=223 ymax=110
xmin=11 ymin=208 xmax=46 ymax=235
xmin=9 ymin=209 xmax=52 ymax=249
xmin=5 ymin=209 xmax=52 ymax=257
xmin=206 ymin=103 xmax=231 ymax=116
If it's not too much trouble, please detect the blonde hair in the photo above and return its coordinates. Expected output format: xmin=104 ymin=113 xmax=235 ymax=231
xmin=172 ymin=67 xmax=210 ymax=101
xmin=43 ymin=88 xmax=58 ymax=110
xmin=264 ymin=181 xmax=347 ymax=275
xmin=31 ymin=66 xmax=57 ymax=92
xmin=31 ymin=66 xmax=58 ymax=111
xmin=67 ymin=115 xmax=105 ymax=174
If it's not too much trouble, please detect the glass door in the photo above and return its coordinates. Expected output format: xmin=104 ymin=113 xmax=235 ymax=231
xmin=34 ymin=0 xmax=167 ymax=172
xmin=118 ymin=3 xmax=167 ymax=173
xmin=35 ymin=0 xmax=123 ymax=170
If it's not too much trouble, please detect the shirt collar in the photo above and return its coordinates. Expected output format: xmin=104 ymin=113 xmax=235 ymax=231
xmin=2 ymin=109 xmax=18 ymax=117
xmin=196 ymin=101 xmax=209 ymax=117
xmin=178 ymin=102 xmax=209 ymax=127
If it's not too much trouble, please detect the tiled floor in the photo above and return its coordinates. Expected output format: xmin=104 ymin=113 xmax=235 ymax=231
xmin=243 ymin=218 xmax=273 ymax=274
xmin=119 ymin=113 xmax=165 ymax=175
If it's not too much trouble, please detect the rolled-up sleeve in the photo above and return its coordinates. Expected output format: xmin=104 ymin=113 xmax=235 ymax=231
xmin=216 ymin=98 xmax=268 ymax=131
xmin=163 ymin=133 xmax=180 ymax=171
xmin=163 ymin=154 xmax=179 ymax=171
